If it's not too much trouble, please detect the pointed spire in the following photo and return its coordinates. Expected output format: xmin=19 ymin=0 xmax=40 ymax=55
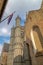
xmin=15 ymin=16 xmax=21 ymax=21
xmin=15 ymin=16 xmax=21 ymax=26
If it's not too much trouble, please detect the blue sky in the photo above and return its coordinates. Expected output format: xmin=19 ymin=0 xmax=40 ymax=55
xmin=0 ymin=0 xmax=42 ymax=55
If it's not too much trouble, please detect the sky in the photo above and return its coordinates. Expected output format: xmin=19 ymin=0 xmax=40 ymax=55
xmin=0 ymin=0 xmax=42 ymax=55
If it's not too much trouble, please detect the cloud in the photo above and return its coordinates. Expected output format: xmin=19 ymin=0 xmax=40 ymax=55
xmin=0 ymin=0 xmax=42 ymax=30
xmin=1 ymin=28 xmax=8 ymax=34
xmin=0 ymin=27 xmax=10 ymax=47
xmin=3 ymin=0 xmax=42 ymax=17
xmin=0 ymin=27 xmax=11 ymax=36
xmin=4 ymin=37 xmax=10 ymax=43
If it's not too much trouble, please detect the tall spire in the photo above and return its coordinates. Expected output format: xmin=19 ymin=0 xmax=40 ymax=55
xmin=15 ymin=16 xmax=21 ymax=26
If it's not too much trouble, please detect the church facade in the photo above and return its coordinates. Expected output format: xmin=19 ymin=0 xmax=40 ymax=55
xmin=25 ymin=1 xmax=43 ymax=65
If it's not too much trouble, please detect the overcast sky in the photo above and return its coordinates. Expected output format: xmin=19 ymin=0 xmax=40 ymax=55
xmin=0 ymin=0 xmax=42 ymax=55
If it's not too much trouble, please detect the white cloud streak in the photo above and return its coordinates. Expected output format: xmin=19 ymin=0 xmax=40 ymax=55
xmin=0 ymin=28 xmax=11 ymax=36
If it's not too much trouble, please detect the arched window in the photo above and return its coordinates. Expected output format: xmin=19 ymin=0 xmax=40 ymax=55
xmin=31 ymin=25 xmax=43 ymax=56
xmin=32 ymin=25 xmax=43 ymax=47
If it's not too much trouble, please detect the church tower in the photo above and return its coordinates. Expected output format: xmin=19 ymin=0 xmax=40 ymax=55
xmin=7 ymin=16 xmax=24 ymax=65
xmin=7 ymin=16 xmax=32 ymax=65
xmin=13 ymin=16 xmax=23 ymax=65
